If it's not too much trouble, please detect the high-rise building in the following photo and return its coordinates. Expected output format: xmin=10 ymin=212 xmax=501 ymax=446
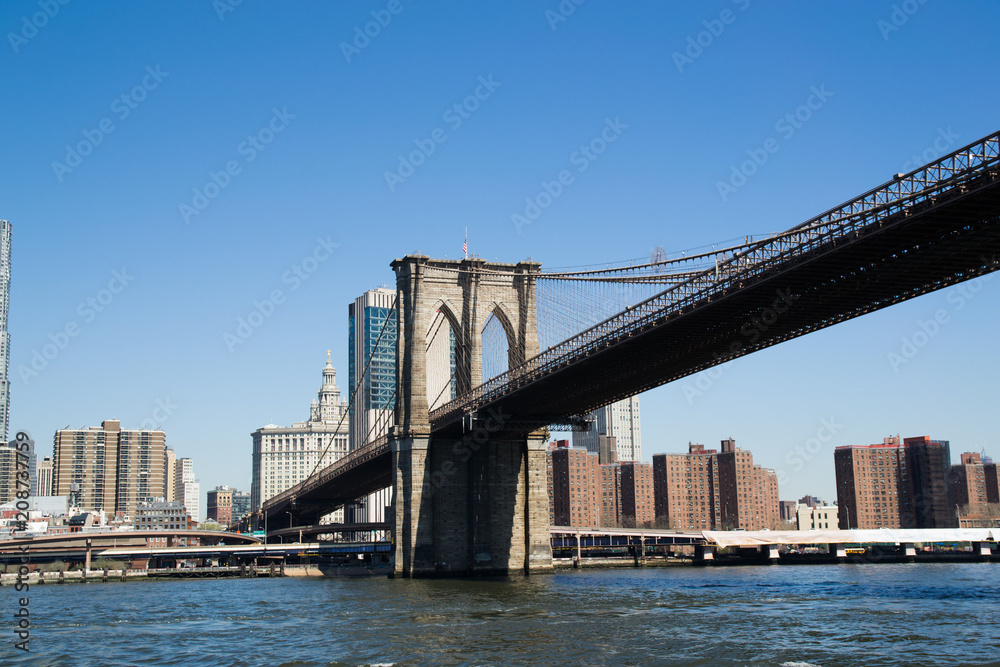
xmin=174 ymin=457 xmax=199 ymax=521
xmin=752 ymin=464 xmax=781 ymax=531
xmin=652 ymin=439 xmax=779 ymax=531
xmin=0 ymin=220 xmax=11 ymax=443
xmin=600 ymin=464 xmax=622 ymax=527
xmin=52 ymin=420 xmax=165 ymax=517
xmin=546 ymin=440 xmax=601 ymax=527
xmin=573 ymin=396 xmax=641 ymax=462
xmin=206 ymin=486 xmax=234 ymax=526
xmin=597 ymin=461 xmax=655 ymax=528
xmin=986 ymin=461 xmax=1000 ymax=504
xmin=250 ymin=353 xmax=349 ymax=522
xmin=348 ymin=288 xmax=396 ymax=452
xmin=950 ymin=452 xmax=988 ymax=509
xmin=653 ymin=443 xmax=721 ymax=531
xmin=164 ymin=447 xmax=176 ymax=501
xmin=717 ymin=437 xmax=757 ymax=530
xmin=0 ymin=439 xmax=36 ymax=501
xmin=619 ymin=461 xmax=655 ymax=527
xmin=0 ymin=442 xmax=28 ymax=504
xmin=546 ymin=440 xmax=655 ymax=529
xmin=348 ymin=289 xmax=397 ymax=524
xmin=834 ymin=435 xmax=955 ymax=529
xmin=779 ymin=500 xmax=796 ymax=522
xmin=37 ymin=456 xmax=53 ymax=497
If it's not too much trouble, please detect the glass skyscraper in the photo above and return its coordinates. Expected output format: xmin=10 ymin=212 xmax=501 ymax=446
xmin=348 ymin=288 xmax=397 ymax=452
xmin=348 ymin=288 xmax=397 ymax=525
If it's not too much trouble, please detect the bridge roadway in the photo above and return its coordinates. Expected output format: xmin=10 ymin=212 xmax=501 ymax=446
xmin=264 ymin=132 xmax=1000 ymax=522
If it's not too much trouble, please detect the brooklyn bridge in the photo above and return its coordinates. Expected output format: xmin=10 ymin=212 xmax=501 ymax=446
xmin=261 ymin=131 xmax=1000 ymax=577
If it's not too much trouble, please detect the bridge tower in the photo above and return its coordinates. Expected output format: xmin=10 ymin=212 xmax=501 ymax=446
xmin=389 ymin=255 xmax=552 ymax=577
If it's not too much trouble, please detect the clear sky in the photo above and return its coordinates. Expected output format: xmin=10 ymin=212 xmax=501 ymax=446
xmin=2 ymin=1 xmax=998 ymax=516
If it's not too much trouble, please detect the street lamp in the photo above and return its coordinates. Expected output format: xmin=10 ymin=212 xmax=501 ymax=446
xmin=286 ymin=511 xmax=293 ymax=529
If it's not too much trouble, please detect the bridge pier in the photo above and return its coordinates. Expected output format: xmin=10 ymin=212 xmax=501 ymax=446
xmin=391 ymin=428 xmax=552 ymax=577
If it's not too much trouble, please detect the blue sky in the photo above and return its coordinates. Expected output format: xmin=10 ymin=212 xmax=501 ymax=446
xmin=2 ymin=0 xmax=998 ymax=515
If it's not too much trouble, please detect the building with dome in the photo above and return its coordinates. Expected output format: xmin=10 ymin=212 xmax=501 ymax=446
xmin=249 ymin=353 xmax=350 ymax=521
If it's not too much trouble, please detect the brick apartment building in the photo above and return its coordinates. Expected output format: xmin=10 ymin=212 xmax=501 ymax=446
xmin=834 ymin=435 xmax=956 ymax=529
xmin=547 ymin=441 xmax=601 ymax=527
xmin=652 ymin=439 xmax=779 ymax=531
xmin=546 ymin=441 xmax=654 ymax=528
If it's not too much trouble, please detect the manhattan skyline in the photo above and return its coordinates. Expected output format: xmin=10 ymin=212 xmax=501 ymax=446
xmin=2 ymin=1 xmax=999 ymax=505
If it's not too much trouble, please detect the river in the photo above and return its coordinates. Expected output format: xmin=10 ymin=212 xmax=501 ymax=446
xmin=8 ymin=563 xmax=1000 ymax=666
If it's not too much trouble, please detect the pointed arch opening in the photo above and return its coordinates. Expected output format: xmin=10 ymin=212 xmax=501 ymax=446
xmin=426 ymin=301 xmax=462 ymax=410
xmin=481 ymin=303 xmax=518 ymax=383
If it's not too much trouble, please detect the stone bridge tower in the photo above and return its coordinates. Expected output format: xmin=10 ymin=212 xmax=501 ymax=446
xmin=389 ymin=255 xmax=552 ymax=577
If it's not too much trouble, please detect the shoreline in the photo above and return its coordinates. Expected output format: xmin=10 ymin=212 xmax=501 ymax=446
xmin=4 ymin=552 xmax=996 ymax=586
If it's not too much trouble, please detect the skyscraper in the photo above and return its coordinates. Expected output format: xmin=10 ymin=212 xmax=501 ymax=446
xmin=348 ymin=288 xmax=397 ymax=452
xmin=0 ymin=220 xmax=10 ymax=442
xmin=52 ymin=420 xmax=166 ymax=517
xmin=250 ymin=353 xmax=349 ymax=520
xmin=572 ymin=396 xmax=642 ymax=462
xmin=348 ymin=288 xmax=397 ymax=524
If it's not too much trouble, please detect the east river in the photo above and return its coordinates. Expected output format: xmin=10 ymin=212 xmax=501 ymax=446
xmin=8 ymin=563 xmax=999 ymax=666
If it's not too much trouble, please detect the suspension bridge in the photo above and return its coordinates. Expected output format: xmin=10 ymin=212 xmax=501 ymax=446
xmin=262 ymin=130 xmax=1000 ymax=577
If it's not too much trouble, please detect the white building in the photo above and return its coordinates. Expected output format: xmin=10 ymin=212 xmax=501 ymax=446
xmin=174 ymin=457 xmax=200 ymax=522
xmin=250 ymin=353 xmax=350 ymax=523
xmin=572 ymin=396 xmax=642 ymax=462
xmin=796 ymin=503 xmax=838 ymax=530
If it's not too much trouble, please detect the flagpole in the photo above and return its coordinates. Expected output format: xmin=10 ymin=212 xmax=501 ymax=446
xmin=464 ymin=227 xmax=468 ymax=259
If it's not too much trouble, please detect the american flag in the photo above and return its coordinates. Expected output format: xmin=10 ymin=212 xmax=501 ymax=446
xmin=463 ymin=240 xmax=467 ymax=256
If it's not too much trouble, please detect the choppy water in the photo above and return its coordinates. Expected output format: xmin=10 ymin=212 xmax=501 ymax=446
xmin=7 ymin=563 xmax=1000 ymax=666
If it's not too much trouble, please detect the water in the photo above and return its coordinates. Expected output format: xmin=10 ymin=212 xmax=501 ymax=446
xmin=8 ymin=563 xmax=1000 ymax=666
